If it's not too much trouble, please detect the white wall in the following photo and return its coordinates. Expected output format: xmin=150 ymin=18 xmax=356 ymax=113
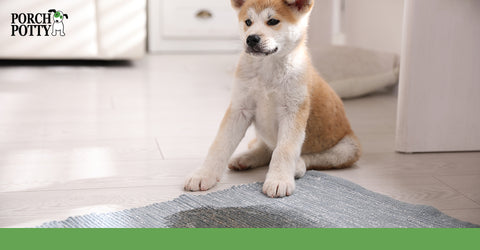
xmin=308 ymin=0 xmax=333 ymax=49
xmin=308 ymin=0 xmax=405 ymax=53
xmin=343 ymin=0 xmax=405 ymax=53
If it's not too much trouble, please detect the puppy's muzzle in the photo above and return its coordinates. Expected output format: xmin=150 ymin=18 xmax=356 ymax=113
xmin=246 ymin=35 xmax=261 ymax=48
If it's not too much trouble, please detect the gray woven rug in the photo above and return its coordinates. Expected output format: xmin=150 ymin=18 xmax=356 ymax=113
xmin=39 ymin=171 xmax=479 ymax=228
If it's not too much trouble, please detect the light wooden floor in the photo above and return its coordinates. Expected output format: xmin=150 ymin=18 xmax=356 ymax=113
xmin=0 ymin=55 xmax=479 ymax=228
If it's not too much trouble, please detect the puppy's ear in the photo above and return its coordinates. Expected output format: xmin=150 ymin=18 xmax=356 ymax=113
xmin=284 ymin=0 xmax=314 ymax=13
xmin=63 ymin=14 xmax=68 ymax=19
xmin=48 ymin=9 xmax=56 ymax=14
xmin=231 ymin=0 xmax=246 ymax=10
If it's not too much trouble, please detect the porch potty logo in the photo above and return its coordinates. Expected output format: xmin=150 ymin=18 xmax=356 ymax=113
xmin=11 ymin=9 xmax=69 ymax=37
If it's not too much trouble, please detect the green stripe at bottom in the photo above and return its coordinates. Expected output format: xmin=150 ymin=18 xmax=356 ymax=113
xmin=1 ymin=228 xmax=478 ymax=250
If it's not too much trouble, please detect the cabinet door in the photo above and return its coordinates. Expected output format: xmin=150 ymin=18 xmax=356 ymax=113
xmin=149 ymin=0 xmax=241 ymax=52
xmin=396 ymin=0 xmax=480 ymax=152
xmin=162 ymin=0 xmax=238 ymax=39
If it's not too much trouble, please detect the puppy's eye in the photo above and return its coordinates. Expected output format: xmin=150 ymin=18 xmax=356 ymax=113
xmin=267 ymin=19 xmax=280 ymax=26
xmin=245 ymin=19 xmax=252 ymax=27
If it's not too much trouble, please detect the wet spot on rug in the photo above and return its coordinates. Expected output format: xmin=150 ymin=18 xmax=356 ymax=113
xmin=165 ymin=205 xmax=317 ymax=228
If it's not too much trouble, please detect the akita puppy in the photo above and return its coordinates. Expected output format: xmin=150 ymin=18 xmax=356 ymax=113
xmin=185 ymin=0 xmax=361 ymax=197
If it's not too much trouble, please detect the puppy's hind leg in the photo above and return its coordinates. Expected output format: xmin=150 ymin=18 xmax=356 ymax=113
xmin=302 ymin=134 xmax=361 ymax=170
xmin=295 ymin=157 xmax=306 ymax=179
xmin=228 ymin=138 xmax=272 ymax=171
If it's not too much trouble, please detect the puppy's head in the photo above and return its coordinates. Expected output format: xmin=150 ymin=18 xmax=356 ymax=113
xmin=231 ymin=0 xmax=314 ymax=57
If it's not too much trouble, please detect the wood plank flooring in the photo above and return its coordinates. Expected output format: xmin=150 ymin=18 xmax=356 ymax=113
xmin=0 ymin=55 xmax=478 ymax=227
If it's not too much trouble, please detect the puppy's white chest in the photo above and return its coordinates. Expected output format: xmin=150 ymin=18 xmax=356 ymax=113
xmin=236 ymin=55 xmax=308 ymax=149
xmin=252 ymin=86 xmax=280 ymax=149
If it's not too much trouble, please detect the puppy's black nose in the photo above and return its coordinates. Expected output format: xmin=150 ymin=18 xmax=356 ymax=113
xmin=246 ymin=35 xmax=261 ymax=47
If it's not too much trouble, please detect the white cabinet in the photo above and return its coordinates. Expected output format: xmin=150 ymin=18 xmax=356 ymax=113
xmin=148 ymin=0 xmax=241 ymax=52
xmin=0 ymin=0 xmax=146 ymax=59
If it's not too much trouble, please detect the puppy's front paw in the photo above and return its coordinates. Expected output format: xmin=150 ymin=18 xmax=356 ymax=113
xmin=184 ymin=170 xmax=219 ymax=192
xmin=262 ymin=176 xmax=295 ymax=198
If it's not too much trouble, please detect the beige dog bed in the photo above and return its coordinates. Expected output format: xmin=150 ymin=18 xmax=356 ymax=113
xmin=311 ymin=46 xmax=400 ymax=99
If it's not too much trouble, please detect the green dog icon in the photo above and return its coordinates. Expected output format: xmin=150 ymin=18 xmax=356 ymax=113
xmin=48 ymin=9 xmax=68 ymax=36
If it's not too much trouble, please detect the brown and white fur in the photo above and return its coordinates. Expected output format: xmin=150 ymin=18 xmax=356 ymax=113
xmin=185 ymin=0 xmax=361 ymax=198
